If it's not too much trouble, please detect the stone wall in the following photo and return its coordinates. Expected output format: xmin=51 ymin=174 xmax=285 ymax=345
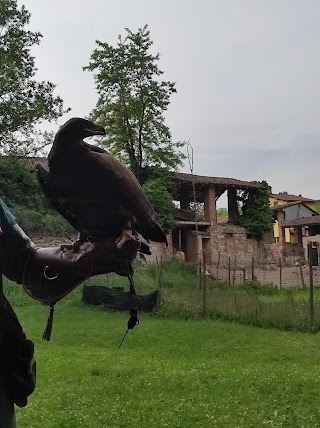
xmin=207 ymin=224 xmax=260 ymax=268
xmin=146 ymin=224 xmax=263 ymax=268
xmin=144 ymin=240 xmax=171 ymax=263
xmin=266 ymin=242 xmax=305 ymax=267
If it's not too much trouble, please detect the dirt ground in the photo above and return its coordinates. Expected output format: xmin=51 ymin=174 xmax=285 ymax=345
xmin=215 ymin=265 xmax=320 ymax=288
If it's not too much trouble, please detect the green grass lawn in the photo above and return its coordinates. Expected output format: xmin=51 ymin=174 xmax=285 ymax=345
xmin=9 ymin=285 xmax=320 ymax=428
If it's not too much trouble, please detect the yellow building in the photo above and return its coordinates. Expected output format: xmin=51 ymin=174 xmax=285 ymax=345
xmin=270 ymin=194 xmax=317 ymax=243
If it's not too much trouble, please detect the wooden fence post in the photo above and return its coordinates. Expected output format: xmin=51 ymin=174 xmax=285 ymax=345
xmin=299 ymin=258 xmax=305 ymax=289
xmin=202 ymin=255 xmax=207 ymax=316
xmin=234 ymin=293 xmax=239 ymax=316
xmin=308 ymin=242 xmax=314 ymax=329
xmin=251 ymin=257 xmax=255 ymax=282
xmin=228 ymin=257 xmax=231 ymax=286
xmin=156 ymin=256 xmax=162 ymax=290
xmin=279 ymin=258 xmax=282 ymax=290
xmin=216 ymin=251 xmax=220 ymax=281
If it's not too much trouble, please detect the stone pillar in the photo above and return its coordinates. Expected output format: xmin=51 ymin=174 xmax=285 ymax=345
xmin=166 ymin=231 xmax=173 ymax=255
xmin=228 ymin=188 xmax=238 ymax=223
xmin=204 ymin=185 xmax=217 ymax=224
xmin=277 ymin=211 xmax=286 ymax=245
xmin=186 ymin=233 xmax=200 ymax=263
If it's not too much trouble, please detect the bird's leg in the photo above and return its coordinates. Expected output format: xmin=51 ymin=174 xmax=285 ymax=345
xmin=115 ymin=229 xmax=135 ymax=249
xmin=60 ymin=240 xmax=83 ymax=253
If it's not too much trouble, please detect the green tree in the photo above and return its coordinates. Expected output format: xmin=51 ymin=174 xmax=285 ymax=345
xmin=143 ymin=181 xmax=175 ymax=232
xmin=237 ymin=181 xmax=274 ymax=237
xmin=217 ymin=208 xmax=228 ymax=218
xmin=139 ymin=167 xmax=175 ymax=231
xmin=84 ymin=25 xmax=185 ymax=183
xmin=0 ymin=0 xmax=67 ymax=155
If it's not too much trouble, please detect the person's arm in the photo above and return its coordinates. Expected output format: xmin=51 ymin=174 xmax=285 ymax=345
xmin=0 ymin=383 xmax=16 ymax=428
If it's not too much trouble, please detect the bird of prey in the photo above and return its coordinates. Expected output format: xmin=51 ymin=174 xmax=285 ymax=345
xmin=36 ymin=117 xmax=168 ymax=251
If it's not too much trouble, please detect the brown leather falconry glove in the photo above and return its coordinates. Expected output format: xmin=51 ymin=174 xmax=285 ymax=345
xmin=0 ymin=198 xmax=141 ymax=340
xmin=0 ymin=223 xmax=140 ymax=304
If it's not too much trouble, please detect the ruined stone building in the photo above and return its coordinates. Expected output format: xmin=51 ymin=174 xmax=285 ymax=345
xmin=166 ymin=172 xmax=262 ymax=269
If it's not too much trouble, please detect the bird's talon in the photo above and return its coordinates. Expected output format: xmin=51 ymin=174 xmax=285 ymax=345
xmin=60 ymin=244 xmax=72 ymax=252
xmin=60 ymin=241 xmax=82 ymax=253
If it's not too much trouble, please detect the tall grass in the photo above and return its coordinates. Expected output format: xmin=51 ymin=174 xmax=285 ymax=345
xmin=159 ymin=287 xmax=316 ymax=331
xmin=150 ymin=262 xmax=319 ymax=332
xmin=4 ymin=259 xmax=320 ymax=333
xmin=139 ymin=260 xmax=319 ymax=332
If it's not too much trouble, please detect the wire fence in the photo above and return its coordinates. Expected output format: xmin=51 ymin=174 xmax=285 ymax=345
xmin=155 ymin=246 xmax=319 ymax=331
xmin=159 ymin=287 xmax=317 ymax=332
xmin=211 ymin=258 xmax=317 ymax=289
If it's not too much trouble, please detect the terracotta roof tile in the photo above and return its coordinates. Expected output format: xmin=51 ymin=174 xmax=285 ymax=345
xmin=271 ymin=202 xmax=318 ymax=213
xmin=175 ymin=172 xmax=258 ymax=188
xmin=271 ymin=193 xmax=315 ymax=202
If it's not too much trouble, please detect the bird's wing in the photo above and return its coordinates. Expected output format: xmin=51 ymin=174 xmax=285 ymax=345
xmin=36 ymin=163 xmax=81 ymax=233
xmin=82 ymin=141 xmax=108 ymax=154
xmin=86 ymin=150 xmax=167 ymax=244
xmin=37 ymin=160 xmax=154 ymax=252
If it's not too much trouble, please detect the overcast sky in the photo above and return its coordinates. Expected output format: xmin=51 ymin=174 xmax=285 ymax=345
xmin=18 ymin=0 xmax=320 ymax=203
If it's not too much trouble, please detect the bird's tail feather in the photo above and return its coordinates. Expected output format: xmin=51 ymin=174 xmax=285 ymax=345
xmin=147 ymin=223 xmax=168 ymax=246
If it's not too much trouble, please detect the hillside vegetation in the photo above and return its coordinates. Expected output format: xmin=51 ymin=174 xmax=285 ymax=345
xmin=0 ymin=157 xmax=72 ymax=235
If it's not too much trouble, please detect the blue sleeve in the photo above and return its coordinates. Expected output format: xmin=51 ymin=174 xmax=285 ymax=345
xmin=0 ymin=198 xmax=16 ymax=234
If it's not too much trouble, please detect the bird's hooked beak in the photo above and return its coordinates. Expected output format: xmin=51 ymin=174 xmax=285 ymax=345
xmin=84 ymin=124 xmax=106 ymax=137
